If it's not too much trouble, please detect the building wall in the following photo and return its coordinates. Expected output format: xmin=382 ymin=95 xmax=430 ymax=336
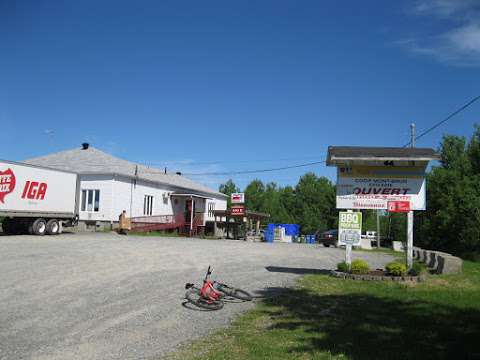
xmin=78 ymin=174 xmax=228 ymax=224
xmin=112 ymin=175 xmax=178 ymax=219
xmin=205 ymin=198 xmax=227 ymax=222
xmin=78 ymin=174 xmax=114 ymax=222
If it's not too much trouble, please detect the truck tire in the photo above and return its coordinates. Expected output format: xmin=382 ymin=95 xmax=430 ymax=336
xmin=32 ymin=218 xmax=47 ymax=236
xmin=46 ymin=219 xmax=60 ymax=235
xmin=6 ymin=218 xmax=24 ymax=235
xmin=2 ymin=218 xmax=12 ymax=234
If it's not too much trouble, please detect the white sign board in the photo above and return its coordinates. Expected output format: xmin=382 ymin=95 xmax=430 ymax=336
xmin=231 ymin=193 xmax=245 ymax=204
xmin=336 ymin=166 xmax=426 ymax=210
xmin=338 ymin=211 xmax=362 ymax=246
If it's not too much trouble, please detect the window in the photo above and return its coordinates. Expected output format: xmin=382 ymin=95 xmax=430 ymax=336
xmin=144 ymin=195 xmax=154 ymax=216
xmin=208 ymin=202 xmax=215 ymax=217
xmin=81 ymin=189 xmax=100 ymax=212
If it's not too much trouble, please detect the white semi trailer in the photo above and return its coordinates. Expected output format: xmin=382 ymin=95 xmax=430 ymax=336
xmin=0 ymin=160 xmax=79 ymax=235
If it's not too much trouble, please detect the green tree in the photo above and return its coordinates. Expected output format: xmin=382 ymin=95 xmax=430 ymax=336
xmin=244 ymin=179 xmax=265 ymax=212
xmin=261 ymin=182 xmax=290 ymax=223
xmin=295 ymin=173 xmax=336 ymax=234
xmin=219 ymin=179 xmax=239 ymax=207
xmin=416 ymin=127 xmax=480 ymax=258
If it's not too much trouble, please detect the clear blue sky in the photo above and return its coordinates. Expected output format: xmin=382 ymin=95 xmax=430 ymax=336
xmin=1 ymin=0 xmax=479 ymax=190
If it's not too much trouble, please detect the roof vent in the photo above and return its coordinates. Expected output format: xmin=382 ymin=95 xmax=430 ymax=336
xmin=176 ymin=171 xmax=182 ymax=176
xmin=82 ymin=142 xmax=90 ymax=150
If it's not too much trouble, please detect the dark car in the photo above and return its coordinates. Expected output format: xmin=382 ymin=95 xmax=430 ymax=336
xmin=315 ymin=229 xmax=338 ymax=247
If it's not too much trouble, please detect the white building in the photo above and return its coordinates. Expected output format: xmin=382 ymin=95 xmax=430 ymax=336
xmin=25 ymin=144 xmax=228 ymax=232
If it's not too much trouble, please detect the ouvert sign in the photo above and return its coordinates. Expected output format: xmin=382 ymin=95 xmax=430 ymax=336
xmin=327 ymin=146 xmax=439 ymax=269
xmin=336 ymin=165 xmax=426 ymax=210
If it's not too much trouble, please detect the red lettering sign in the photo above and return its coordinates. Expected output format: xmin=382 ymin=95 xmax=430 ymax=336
xmin=21 ymin=181 xmax=48 ymax=200
xmin=388 ymin=201 xmax=411 ymax=212
xmin=0 ymin=168 xmax=16 ymax=203
xmin=231 ymin=205 xmax=245 ymax=216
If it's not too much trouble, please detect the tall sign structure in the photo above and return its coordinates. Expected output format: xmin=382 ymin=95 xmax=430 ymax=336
xmin=327 ymin=146 xmax=439 ymax=269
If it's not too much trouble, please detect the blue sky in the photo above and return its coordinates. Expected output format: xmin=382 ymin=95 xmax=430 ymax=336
xmin=1 ymin=0 xmax=479 ymax=190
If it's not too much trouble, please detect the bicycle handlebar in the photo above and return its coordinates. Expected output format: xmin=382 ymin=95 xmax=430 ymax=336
xmin=205 ymin=265 xmax=212 ymax=279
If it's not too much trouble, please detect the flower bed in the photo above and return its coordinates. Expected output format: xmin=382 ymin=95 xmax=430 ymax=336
xmin=330 ymin=269 xmax=425 ymax=282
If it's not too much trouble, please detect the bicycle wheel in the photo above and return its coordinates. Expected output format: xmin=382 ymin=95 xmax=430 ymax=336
xmin=185 ymin=288 xmax=224 ymax=310
xmin=216 ymin=284 xmax=253 ymax=301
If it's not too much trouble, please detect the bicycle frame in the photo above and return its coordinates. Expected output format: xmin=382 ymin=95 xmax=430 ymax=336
xmin=199 ymin=266 xmax=222 ymax=301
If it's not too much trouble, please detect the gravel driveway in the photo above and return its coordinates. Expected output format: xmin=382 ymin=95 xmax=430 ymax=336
xmin=0 ymin=232 xmax=393 ymax=360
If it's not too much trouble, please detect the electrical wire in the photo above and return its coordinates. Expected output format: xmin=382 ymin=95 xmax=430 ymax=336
xmin=179 ymin=160 xmax=326 ymax=176
xmin=134 ymin=156 xmax=324 ymax=167
xmin=403 ymin=95 xmax=480 ymax=147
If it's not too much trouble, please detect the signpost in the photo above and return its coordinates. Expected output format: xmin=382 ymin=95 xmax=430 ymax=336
xmin=336 ymin=166 xmax=426 ymax=210
xmin=231 ymin=193 xmax=245 ymax=204
xmin=230 ymin=193 xmax=245 ymax=216
xmin=338 ymin=211 xmax=362 ymax=266
xmin=231 ymin=205 xmax=245 ymax=216
xmin=327 ymin=146 xmax=439 ymax=270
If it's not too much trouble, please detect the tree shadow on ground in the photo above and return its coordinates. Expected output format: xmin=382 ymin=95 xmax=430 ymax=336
xmin=265 ymin=266 xmax=331 ymax=275
xmin=257 ymin=286 xmax=480 ymax=360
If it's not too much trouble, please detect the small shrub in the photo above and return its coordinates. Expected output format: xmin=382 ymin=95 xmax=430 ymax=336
xmin=386 ymin=262 xmax=407 ymax=276
xmin=350 ymin=259 xmax=370 ymax=274
xmin=409 ymin=261 xmax=427 ymax=276
xmin=337 ymin=261 xmax=350 ymax=273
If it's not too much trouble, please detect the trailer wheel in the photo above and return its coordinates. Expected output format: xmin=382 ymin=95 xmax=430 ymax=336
xmin=46 ymin=219 xmax=60 ymax=235
xmin=5 ymin=218 xmax=24 ymax=235
xmin=32 ymin=218 xmax=47 ymax=236
xmin=2 ymin=218 xmax=12 ymax=234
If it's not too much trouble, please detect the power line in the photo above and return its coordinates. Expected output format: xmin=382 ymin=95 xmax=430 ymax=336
xmin=135 ymin=155 xmax=324 ymax=167
xmin=179 ymin=160 xmax=326 ymax=176
xmin=403 ymin=95 xmax=480 ymax=147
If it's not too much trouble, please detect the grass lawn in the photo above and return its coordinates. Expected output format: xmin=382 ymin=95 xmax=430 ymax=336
xmin=166 ymin=261 xmax=480 ymax=360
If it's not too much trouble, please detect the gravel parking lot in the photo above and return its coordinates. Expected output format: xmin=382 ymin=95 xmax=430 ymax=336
xmin=0 ymin=233 xmax=393 ymax=360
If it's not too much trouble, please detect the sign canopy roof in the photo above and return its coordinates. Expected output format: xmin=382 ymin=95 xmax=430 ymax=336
xmin=326 ymin=146 xmax=440 ymax=167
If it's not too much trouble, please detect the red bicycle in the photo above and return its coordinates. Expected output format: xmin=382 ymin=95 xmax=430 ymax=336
xmin=185 ymin=266 xmax=253 ymax=310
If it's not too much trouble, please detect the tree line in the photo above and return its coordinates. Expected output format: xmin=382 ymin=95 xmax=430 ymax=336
xmin=416 ymin=125 xmax=480 ymax=260
xmin=219 ymin=173 xmax=337 ymax=234
xmin=220 ymin=125 xmax=480 ymax=259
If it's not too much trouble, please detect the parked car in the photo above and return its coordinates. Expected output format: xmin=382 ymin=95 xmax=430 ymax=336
xmin=315 ymin=229 xmax=338 ymax=247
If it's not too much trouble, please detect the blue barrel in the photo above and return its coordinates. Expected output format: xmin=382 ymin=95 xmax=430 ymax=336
xmin=264 ymin=230 xmax=274 ymax=242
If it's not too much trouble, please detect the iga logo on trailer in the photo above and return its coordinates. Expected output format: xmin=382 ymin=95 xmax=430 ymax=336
xmin=0 ymin=168 xmax=16 ymax=203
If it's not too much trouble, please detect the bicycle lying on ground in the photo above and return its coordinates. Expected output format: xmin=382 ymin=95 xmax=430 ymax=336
xmin=184 ymin=266 xmax=253 ymax=310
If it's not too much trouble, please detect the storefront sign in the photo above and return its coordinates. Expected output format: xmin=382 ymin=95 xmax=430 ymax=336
xmin=231 ymin=193 xmax=245 ymax=204
xmin=231 ymin=205 xmax=245 ymax=216
xmin=336 ymin=166 xmax=426 ymax=210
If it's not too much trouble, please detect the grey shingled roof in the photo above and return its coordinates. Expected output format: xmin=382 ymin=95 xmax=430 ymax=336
xmin=24 ymin=147 xmax=227 ymax=198
xmin=327 ymin=146 xmax=439 ymax=165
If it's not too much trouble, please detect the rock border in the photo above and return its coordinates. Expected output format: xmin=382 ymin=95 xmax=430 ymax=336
xmin=330 ymin=270 xmax=425 ymax=282
xmin=413 ymin=247 xmax=462 ymax=274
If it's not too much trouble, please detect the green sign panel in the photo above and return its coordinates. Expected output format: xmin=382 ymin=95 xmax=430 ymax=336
xmin=338 ymin=211 xmax=362 ymax=245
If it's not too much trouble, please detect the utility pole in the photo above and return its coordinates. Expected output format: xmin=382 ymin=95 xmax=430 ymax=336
xmin=410 ymin=123 xmax=416 ymax=148
xmin=406 ymin=123 xmax=416 ymax=269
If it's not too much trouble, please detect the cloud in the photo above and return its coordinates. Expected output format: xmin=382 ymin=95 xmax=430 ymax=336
xmin=401 ymin=0 xmax=480 ymax=66
xmin=414 ymin=0 xmax=478 ymax=17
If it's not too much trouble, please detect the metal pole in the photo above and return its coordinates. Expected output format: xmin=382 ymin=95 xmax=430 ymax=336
xmin=410 ymin=123 xmax=416 ymax=148
xmin=376 ymin=210 xmax=381 ymax=248
xmin=407 ymin=210 xmax=414 ymax=268
xmin=345 ymin=210 xmax=353 ymax=266
xmin=406 ymin=123 xmax=416 ymax=269
xmin=345 ymin=244 xmax=352 ymax=266
xmin=190 ymin=196 xmax=193 ymax=237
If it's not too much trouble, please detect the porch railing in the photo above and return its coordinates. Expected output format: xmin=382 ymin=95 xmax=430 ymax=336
xmin=130 ymin=214 xmax=185 ymax=233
